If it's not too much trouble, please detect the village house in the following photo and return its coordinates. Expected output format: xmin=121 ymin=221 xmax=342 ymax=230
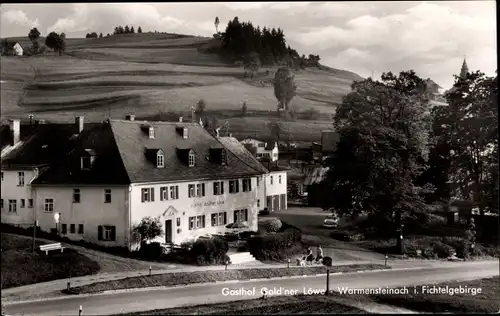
xmin=1 ymin=118 xmax=80 ymax=226
xmin=240 ymin=137 xmax=279 ymax=162
xmin=2 ymin=41 xmax=24 ymax=56
xmin=5 ymin=116 xmax=271 ymax=250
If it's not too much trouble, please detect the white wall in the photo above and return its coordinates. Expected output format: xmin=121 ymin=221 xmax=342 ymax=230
xmin=13 ymin=43 xmax=23 ymax=56
xmin=1 ymin=169 xmax=36 ymax=226
xmin=129 ymin=177 xmax=259 ymax=248
xmin=264 ymin=171 xmax=288 ymax=211
xmin=33 ymin=186 xmax=129 ymax=247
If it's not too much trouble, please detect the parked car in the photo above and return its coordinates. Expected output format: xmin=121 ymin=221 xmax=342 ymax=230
xmin=322 ymin=215 xmax=339 ymax=228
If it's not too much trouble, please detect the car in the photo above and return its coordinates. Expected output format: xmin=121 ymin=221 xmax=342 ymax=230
xmin=322 ymin=215 xmax=339 ymax=228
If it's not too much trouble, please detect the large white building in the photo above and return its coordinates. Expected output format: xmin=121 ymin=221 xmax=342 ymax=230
xmin=240 ymin=138 xmax=279 ymax=162
xmin=1 ymin=116 xmax=287 ymax=250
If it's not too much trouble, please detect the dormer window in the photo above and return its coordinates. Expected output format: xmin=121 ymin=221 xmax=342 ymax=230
xmin=81 ymin=157 xmax=91 ymax=170
xmin=81 ymin=149 xmax=96 ymax=170
xmin=183 ymin=127 xmax=188 ymax=139
xmin=157 ymin=152 xmax=164 ymax=168
xmin=149 ymin=126 xmax=155 ymax=139
xmin=188 ymin=151 xmax=196 ymax=167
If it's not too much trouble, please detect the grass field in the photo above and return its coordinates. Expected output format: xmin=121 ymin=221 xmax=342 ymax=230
xmin=121 ymin=295 xmax=368 ymax=315
xmin=1 ymin=33 xmax=361 ymax=142
xmin=1 ymin=233 xmax=100 ymax=288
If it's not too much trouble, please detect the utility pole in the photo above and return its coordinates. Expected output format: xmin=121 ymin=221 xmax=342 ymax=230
xmin=32 ymin=220 xmax=38 ymax=253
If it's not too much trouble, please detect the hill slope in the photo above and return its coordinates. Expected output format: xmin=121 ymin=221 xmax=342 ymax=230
xmin=1 ymin=33 xmax=363 ymax=142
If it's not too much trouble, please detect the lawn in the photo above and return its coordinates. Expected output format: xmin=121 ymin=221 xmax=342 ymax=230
xmin=365 ymin=277 xmax=500 ymax=314
xmin=64 ymin=264 xmax=388 ymax=295
xmin=0 ymin=233 xmax=100 ymax=288
xmin=120 ymin=295 xmax=368 ymax=315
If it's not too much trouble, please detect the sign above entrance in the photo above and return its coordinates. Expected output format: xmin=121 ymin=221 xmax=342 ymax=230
xmin=191 ymin=200 xmax=225 ymax=208
xmin=162 ymin=205 xmax=179 ymax=217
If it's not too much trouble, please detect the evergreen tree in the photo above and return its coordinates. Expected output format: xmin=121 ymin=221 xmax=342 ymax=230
xmin=138 ymin=26 xmax=142 ymax=33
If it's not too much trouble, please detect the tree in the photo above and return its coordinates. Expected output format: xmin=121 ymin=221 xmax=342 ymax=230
xmin=214 ymin=16 xmax=220 ymax=33
xmin=130 ymin=26 xmax=135 ymax=33
xmin=28 ymin=27 xmax=41 ymax=53
xmin=441 ymin=72 xmax=498 ymax=215
xmin=99 ymin=33 xmax=103 ymax=38
xmin=267 ymin=119 xmax=283 ymax=143
xmin=60 ymin=32 xmax=66 ymax=39
xmin=241 ymin=101 xmax=248 ymax=117
xmin=138 ymin=26 xmax=142 ymax=33
xmin=273 ymin=67 xmax=297 ymax=113
xmin=324 ymin=70 xmax=435 ymax=252
xmin=243 ymin=52 xmax=261 ymax=78
xmin=133 ymin=216 xmax=163 ymax=243
xmin=45 ymin=32 xmax=66 ymax=56
xmin=124 ymin=25 xmax=130 ymax=33
xmin=196 ymin=99 xmax=207 ymax=116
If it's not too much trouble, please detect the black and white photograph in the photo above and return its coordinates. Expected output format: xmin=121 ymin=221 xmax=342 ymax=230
xmin=0 ymin=1 xmax=498 ymax=315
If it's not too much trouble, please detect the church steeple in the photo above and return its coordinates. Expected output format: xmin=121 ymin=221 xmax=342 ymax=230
xmin=459 ymin=58 xmax=469 ymax=79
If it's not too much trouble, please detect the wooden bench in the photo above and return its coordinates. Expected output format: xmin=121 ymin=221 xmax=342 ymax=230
xmin=39 ymin=243 xmax=64 ymax=255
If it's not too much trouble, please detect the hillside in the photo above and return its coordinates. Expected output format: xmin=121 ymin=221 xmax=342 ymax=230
xmin=0 ymin=33 xmax=363 ymax=142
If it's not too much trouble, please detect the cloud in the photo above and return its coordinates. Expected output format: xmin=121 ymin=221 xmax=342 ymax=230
xmin=290 ymin=2 xmax=497 ymax=88
xmin=1 ymin=9 xmax=39 ymax=28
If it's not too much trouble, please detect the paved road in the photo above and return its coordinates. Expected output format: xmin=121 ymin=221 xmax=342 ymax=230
xmin=4 ymin=261 xmax=498 ymax=316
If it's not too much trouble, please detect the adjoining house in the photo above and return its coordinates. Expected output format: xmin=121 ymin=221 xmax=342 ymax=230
xmin=1 ymin=118 xmax=81 ymax=226
xmin=2 ymin=41 xmax=24 ymax=56
xmin=240 ymin=137 xmax=279 ymax=162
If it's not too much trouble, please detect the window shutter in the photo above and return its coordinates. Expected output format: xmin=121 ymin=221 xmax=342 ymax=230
xmin=160 ymin=188 xmax=163 ymax=201
xmin=202 ymin=215 xmax=205 ymax=228
xmin=175 ymin=186 xmax=179 ymax=198
xmin=141 ymin=189 xmax=145 ymax=202
xmin=111 ymin=226 xmax=116 ymax=241
xmin=213 ymin=182 xmax=217 ymax=195
xmin=211 ymin=214 xmax=216 ymax=226
xmin=151 ymin=188 xmax=155 ymax=201
xmin=62 ymin=224 xmax=67 ymax=234
xmin=236 ymin=180 xmax=239 ymax=192
xmin=234 ymin=210 xmax=238 ymax=223
xmin=245 ymin=209 xmax=248 ymax=222
xmin=221 ymin=182 xmax=224 ymax=195
xmin=202 ymin=184 xmax=205 ymax=196
xmin=224 ymin=212 xmax=227 ymax=225
xmin=98 ymin=225 xmax=103 ymax=240
xmin=249 ymin=180 xmax=252 ymax=191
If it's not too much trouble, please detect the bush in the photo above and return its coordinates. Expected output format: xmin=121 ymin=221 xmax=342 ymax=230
xmin=190 ymin=238 xmax=229 ymax=265
xmin=139 ymin=242 xmax=163 ymax=259
xmin=264 ymin=218 xmax=283 ymax=233
xmin=248 ymin=225 xmax=303 ymax=261
xmin=432 ymin=241 xmax=455 ymax=258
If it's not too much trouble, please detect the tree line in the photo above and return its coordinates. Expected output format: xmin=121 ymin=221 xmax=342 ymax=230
xmin=113 ymin=25 xmax=142 ymax=35
xmin=23 ymin=27 xmax=66 ymax=56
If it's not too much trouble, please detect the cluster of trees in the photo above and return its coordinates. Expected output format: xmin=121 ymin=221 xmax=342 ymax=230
xmin=25 ymin=27 xmax=66 ymax=56
xmin=113 ymin=25 xmax=142 ymax=35
xmin=319 ymin=67 xmax=497 ymax=251
xmin=85 ymin=32 xmax=103 ymax=38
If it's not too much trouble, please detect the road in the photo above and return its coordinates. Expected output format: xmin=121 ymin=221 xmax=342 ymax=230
xmin=4 ymin=261 xmax=498 ymax=316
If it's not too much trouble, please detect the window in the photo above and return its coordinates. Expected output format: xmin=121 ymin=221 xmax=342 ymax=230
xmin=70 ymin=224 xmax=76 ymax=234
xmin=242 ymin=179 xmax=252 ymax=192
xmin=61 ymin=224 xmax=67 ymax=234
xmin=176 ymin=218 xmax=181 ymax=227
xmin=270 ymin=176 xmax=273 ymax=185
xmin=211 ymin=212 xmax=227 ymax=226
xmin=258 ymin=143 xmax=265 ymax=148
xmin=169 ymin=186 xmax=179 ymax=200
xmin=98 ymin=225 xmax=116 ymax=241
xmin=78 ymin=224 xmax=84 ymax=234
xmin=44 ymin=198 xmax=54 ymax=212
xmin=8 ymin=200 xmax=17 ymax=213
xmin=81 ymin=157 xmax=91 ymax=170
xmin=149 ymin=126 xmax=155 ymax=139
xmin=233 ymin=209 xmax=248 ymax=223
xmin=188 ymin=152 xmax=196 ymax=167
xmin=257 ymin=199 xmax=260 ymax=208
xmin=183 ymin=127 xmax=188 ymax=139
xmin=141 ymin=188 xmax=155 ymax=202
xmin=18 ymin=172 xmax=24 ymax=186
xmin=188 ymin=184 xmax=195 ymax=198
xmin=160 ymin=186 xmax=168 ymax=201
xmin=20 ymin=199 xmax=25 ymax=208
xmin=279 ymin=175 xmax=282 ymax=184
xmin=157 ymin=153 xmax=164 ymax=168
xmin=73 ymin=189 xmax=81 ymax=203
xmin=257 ymin=177 xmax=260 ymax=187
xmin=188 ymin=215 xmax=205 ymax=230
xmin=1 ymin=172 xmax=3 ymax=181
xmin=28 ymin=199 xmax=33 ymax=208
xmin=104 ymin=189 xmax=112 ymax=203
xmin=229 ymin=180 xmax=239 ymax=193
xmin=196 ymin=184 xmax=205 ymax=197
xmin=0 ymin=199 xmax=3 ymax=209
xmin=213 ymin=181 xmax=224 ymax=195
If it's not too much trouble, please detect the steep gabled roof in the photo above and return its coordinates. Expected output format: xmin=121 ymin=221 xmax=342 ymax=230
xmin=32 ymin=122 xmax=130 ymax=185
xmin=110 ymin=120 xmax=267 ymax=183
xmin=217 ymin=136 xmax=269 ymax=174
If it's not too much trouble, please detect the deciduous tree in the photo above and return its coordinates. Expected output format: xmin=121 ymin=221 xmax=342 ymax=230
xmin=273 ymin=67 xmax=297 ymax=113
xmin=28 ymin=27 xmax=41 ymax=53
xmin=45 ymin=32 xmax=66 ymax=56
xmin=133 ymin=216 xmax=163 ymax=243
xmin=214 ymin=16 xmax=220 ymax=33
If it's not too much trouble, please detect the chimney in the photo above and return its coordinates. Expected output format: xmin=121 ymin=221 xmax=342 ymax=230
xmin=229 ymin=133 xmax=232 ymax=137
xmin=9 ymin=119 xmax=20 ymax=146
xmin=125 ymin=114 xmax=135 ymax=121
xmin=179 ymin=117 xmax=183 ymax=123
xmin=75 ymin=116 xmax=84 ymax=133
xmin=215 ymin=127 xmax=220 ymax=138
xmin=29 ymin=114 xmax=34 ymax=125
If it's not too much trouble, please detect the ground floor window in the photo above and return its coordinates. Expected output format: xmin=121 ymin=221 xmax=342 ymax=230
xmin=189 ymin=215 xmax=206 ymax=230
xmin=233 ymin=209 xmax=248 ymax=223
xmin=98 ymin=225 xmax=116 ymax=241
xmin=8 ymin=199 xmax=17 ymax=213
xmin=211 ymin=212 xmax=227 ymax=226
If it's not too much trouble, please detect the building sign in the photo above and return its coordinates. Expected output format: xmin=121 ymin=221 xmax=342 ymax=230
xmin=191 ymin=200 xmax=225 ymax=208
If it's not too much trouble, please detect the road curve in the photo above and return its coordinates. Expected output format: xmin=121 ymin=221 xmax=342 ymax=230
xmin=4 ymin=261 xmax=499 ymax=316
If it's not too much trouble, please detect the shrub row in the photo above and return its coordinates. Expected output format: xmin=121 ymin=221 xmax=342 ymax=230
xmin=161 ymin=237 xmax=230 ymax=266
xmin=248 ymin=222 xmax=304 ymax=261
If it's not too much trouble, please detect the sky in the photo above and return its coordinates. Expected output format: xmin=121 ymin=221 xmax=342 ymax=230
xmin=0 ymin=1 xmax=497 ymax=89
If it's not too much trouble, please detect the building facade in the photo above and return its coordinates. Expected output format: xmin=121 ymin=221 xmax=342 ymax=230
xmin=240 ymin=138 xmax=279 ymax=162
